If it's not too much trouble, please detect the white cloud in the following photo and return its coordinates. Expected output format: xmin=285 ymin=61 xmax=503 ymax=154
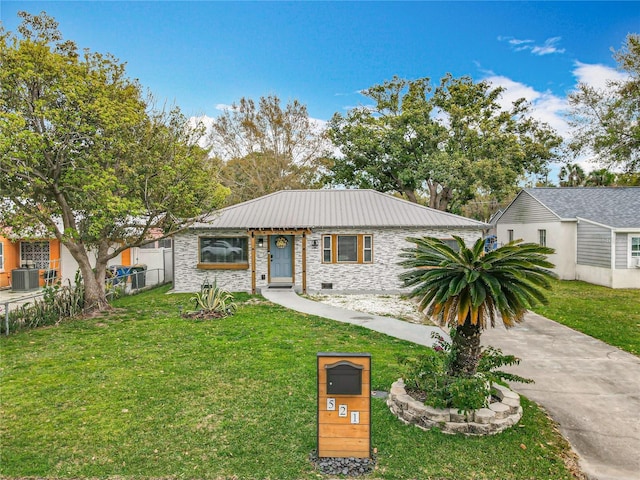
xmin=531 ymin=37 xmax=565 ymax=56
xmin=499 ymin=35 xmax=565 ymax=56
xmin=572 ymin=61 xmax=628 ymax=89
xmin=215 ymin=103 xmax=235 ymax=111
xmin=483 ymin=75 xmax=570 ymax=138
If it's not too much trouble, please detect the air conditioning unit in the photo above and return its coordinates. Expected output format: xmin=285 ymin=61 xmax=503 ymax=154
xmin=11 ymin=268 xmax=40 ymax=292
xmin=634 ymin=257 xmax=640 ymax=268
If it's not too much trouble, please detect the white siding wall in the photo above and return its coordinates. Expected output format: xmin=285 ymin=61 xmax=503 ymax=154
xmin=496 ymin=221 xmax=576 ymax=280
xmin=576 ymin=222 xmax=611 ymax=268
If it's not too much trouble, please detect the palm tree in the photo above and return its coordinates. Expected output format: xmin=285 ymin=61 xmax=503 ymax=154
xmin=559 ymin=163 xmax=586 ymax=187
xmin=399 ymin=237 xmax=556 ymax=377
xmin=585 ymin=168 xmax=615 ymax=186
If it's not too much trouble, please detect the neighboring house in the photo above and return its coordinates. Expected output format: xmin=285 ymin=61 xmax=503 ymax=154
xmin=0 ymin=231 xmax=172 ymax=290
xmin=495 ymin=187 xmax=640 ymax=289
xmin=173 ymin=189 xmax=489 ymax=294
xmin=0 ymin=234 xmax=61 ymax=289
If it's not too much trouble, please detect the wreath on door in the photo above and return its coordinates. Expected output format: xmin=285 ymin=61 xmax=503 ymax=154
xmin=275 ymin=236 xmax=288 ymax=249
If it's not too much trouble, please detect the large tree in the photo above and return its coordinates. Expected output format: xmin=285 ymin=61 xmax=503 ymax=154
xmin=400 ymin=237 xmax=556 ymax=377
xmin=0 ymin=12 xmax=228 ymax=313
xmin=208 ymin=95 xmax=330 ymax=205
xmin=327 ymin=75 xmax=562 ymax=212
xmin=568 ymin=34 xmax=640 ymax=173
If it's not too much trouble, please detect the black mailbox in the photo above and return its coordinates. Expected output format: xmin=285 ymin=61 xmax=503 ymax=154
xmin=326 ymin=361 xmax=363 ymax=395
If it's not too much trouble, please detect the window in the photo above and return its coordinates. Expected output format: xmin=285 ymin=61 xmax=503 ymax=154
xmin=321 ymin=234 xmax=373 ymax=264
xmin=323 ymin=235 xmax=332 ymax=263
xmin=539 ymin=229 xmax=547 ymax=247
xmin=0 ymin=241 xmax=4 ymax=271
xmin=198 ymin=237 xmax=248 ymax=267
xmin=20 ymin=241 xmax=50 ymax=269
xmin=140 ymin=238 xmax=173 ymax=249
xmin=631 ymin=237 xmax=640 ymax=259
xmin=441 ymin=238 xmax=461 ymax=252
xmin=507 ymin=229 xmax=514 ymax=243
xmin=158 ymin=237 xmax=172 ymax=249
xmin=337 ymin=235 xmax=358 ymax=262
xmin=363 ymin=235 xmax=373 ymax=263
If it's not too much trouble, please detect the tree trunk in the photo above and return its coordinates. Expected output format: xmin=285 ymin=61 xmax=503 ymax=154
xmin=449 ymin=319 xmax=482 ymax=377
xmin=62 ymin=240 xmax=111 ymax=314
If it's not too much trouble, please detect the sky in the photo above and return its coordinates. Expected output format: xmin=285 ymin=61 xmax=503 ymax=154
xmin=1 ymin=1 xmax=639 ymax=176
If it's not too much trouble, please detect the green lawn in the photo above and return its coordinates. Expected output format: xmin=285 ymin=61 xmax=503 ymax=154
xmin=533 ymin=280 xmax=640 ymax=356
xmin=1 ymin=285 xmax=578 ymax=479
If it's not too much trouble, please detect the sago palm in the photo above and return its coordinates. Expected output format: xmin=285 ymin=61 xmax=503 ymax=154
xmin=399 ymin=236 xmax=556 ymax=377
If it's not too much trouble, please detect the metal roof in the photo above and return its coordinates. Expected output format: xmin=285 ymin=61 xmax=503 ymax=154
xmin=191 ymin=189 xmax=488 ymax=230
xmin=524 ymin=187 xmax=640 ymax=229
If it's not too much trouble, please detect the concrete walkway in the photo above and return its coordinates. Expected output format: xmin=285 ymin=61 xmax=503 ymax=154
xmin=262 ymin=289 xmax=640 ymax=480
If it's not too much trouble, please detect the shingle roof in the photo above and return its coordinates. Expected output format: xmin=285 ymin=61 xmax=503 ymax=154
xmin=191 ymin=189 xmax=488 ymax=230
xmin=524 ymin=187 xmax=640 ymax=228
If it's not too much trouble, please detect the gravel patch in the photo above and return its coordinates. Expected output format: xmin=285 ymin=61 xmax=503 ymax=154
xmin=309 ymin=450 xmax=376 ymax=476
xmin=308 ymin=294 xmax=429 ymax=324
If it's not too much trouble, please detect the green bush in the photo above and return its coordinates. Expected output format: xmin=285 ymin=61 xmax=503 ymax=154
xmin=399 ymin=330 xmax=532 ymax=412
xmin=2 ymin=272 xmax=85 ymax=335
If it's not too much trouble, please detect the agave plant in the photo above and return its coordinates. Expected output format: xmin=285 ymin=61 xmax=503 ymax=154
xmin=399 ymin=236 xmax=556 ymax=377
xmin=189 ymin=280 xmax=237 ymax=317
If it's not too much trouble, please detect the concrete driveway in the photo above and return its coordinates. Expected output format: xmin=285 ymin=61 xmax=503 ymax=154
xmin=482 ymin=312 xmax=640 ymax=480
xmin=263 ymin=289 xmax=640 ymax=480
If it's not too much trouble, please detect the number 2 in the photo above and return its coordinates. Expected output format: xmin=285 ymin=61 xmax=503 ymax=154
xmin=338 ymin=404 xmax=347 ymax=417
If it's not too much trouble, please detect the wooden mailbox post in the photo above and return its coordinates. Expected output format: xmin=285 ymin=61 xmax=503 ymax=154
xmin=317 ymin=352 xmax=371 ymax=458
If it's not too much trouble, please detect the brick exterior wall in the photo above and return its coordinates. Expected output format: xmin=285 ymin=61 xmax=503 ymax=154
xmin=173 ymin=228 xmax=483 ymax=294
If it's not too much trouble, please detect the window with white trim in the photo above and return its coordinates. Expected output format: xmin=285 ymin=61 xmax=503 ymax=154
xmin=322 ymin=235 xmax=332 ymax=263
xmin=363 ymin=235 xmax=373 ymax=263
xmin=538 ymin=229 xmax=547 ymax=247
xmin=507 ymin=229 xmax=514 ymax=243
xmin=0 ymin=242 xmax=4 ymax=271
xmin=631 ymin=236 xmax=640 ymax=262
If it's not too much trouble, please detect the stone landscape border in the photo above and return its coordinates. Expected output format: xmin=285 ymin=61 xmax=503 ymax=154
xmin=387 ymin=379 xmax=523 ymax=435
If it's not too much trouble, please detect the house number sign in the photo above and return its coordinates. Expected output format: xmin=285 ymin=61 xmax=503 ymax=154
xmin=317 ymin=352 xmax=371 ymax=459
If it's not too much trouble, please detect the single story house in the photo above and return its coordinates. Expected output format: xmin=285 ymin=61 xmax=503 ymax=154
xmin=0 ymin=230 xmax=172 ymax=291
xmin=495 ymin=187 xmax=640 ymax=289
xmin=173 ymin=189 xmax=489 ymax=294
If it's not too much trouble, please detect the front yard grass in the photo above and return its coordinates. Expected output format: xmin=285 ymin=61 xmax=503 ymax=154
xmin=533 ymin=280 xmax=640 ymax=356
xmin=1 ymin=285 xmax=578 ymax=479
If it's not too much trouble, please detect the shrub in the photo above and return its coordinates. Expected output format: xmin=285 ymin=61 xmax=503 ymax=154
xmin=185 ymin=279 xmax=237 ymax=319
xmin=398 ymin=330 xmax=532 ymax=412
xmin=2 ymin=272 xmax=85 ymax=334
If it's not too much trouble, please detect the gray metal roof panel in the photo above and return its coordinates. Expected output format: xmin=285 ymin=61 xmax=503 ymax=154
xmin=524 ymin=187 xmax=640 ymax=229
xmin=192 ymin=190 xmax=488 ymax=230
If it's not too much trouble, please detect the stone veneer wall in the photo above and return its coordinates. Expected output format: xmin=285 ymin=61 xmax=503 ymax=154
xmin=387 ymin=379 xmax=523 ymax=435
xmin=305 ymin=228 xmax=483 ymax=294
xmin=173 ymin=229 xmax=252 ymax=293
xmin=173 ymin=227 xmax=483 ymax=293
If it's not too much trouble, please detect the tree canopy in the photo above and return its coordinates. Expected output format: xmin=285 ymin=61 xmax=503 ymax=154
xmin=208 ymin=95 xmax=330 ymax=205
xmin=568 ymin=34 xmax=640 ymax=173
xmin=0 ymin=12 xmax=228 ymax=312
xmin=327 ymin=75 xmax=562 ymax=212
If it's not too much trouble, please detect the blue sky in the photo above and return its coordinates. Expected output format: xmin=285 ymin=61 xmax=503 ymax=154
xmin=2 ymin=1 xmax=638 ymax=164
